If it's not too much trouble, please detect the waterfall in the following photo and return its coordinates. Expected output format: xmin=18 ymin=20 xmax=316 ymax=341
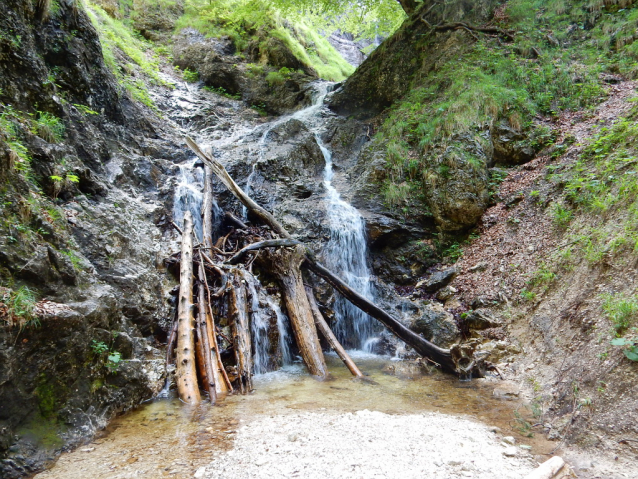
xmin=267 ymin=296 xmax=293 ymax=367
xmin=173 ymin=159 xmax=204 ymax=241
xmin=173 ymin=159 xmax=224 ymax=241
xmin=246 ymin=275 xmax=270 ymax=375
xmin=318 ymin=139 xmax=377 ymax=350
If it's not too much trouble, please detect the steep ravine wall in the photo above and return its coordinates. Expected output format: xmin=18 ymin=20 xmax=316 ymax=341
xmin=0 ymin=1 xmax=186 ymax=476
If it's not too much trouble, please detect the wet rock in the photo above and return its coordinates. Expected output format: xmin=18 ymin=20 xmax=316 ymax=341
xmin=113 ymin=332 xmax=134 ymax=360
xmin=464 ymin=309 xmax=503 ymax=330
xmin=416 ymin=267 xmax=458 ymax=293
xmin=409 ymin=303 xmax=460 ymax=348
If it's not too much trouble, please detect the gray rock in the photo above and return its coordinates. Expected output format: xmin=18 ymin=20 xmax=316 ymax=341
xmin=410 ymin=303 xmax=460 ymax=348
xmin=416 ymin=267 xmax=458 ymax=293
xmin=464 ymin=309 xmax=502 ymax=330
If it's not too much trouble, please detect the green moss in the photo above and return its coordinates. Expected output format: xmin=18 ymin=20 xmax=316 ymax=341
xmin=86 ymin=2 xmax=170 ymax=108
xmin=175 ymin=0 xmax=354 ymax=81
xmin=15 ymin=413 xmax=65 ymax=450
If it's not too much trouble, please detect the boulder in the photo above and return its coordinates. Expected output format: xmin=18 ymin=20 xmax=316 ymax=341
xmin=491 ymin=121 xmax=536 ymax=166
xmin=416 ymin=267 xmax=458 ymax=293
xmin=464 ymin=309 xmax=503 ymax=330
xmin=409 ymin=303 xmax=460 ymax=348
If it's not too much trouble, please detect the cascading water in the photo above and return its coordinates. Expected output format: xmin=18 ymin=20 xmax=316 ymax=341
xmin=173 ymin=159 xmax=205 ymax=241
xmin=244 ymin=82 xmax=378 ymax=351
xmin=318 ymin=139 xmax=377 ymax=350
xmin=173 ymin=159 xmax=224 ymax=242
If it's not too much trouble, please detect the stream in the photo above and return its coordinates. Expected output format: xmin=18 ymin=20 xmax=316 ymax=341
xmin=35 ymin=354 xmax=553 ymax=479
xmin=35 ymin=77 xmax=556 ymax=478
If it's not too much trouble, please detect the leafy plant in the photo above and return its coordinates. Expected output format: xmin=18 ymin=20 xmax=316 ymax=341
xmin=610 ymin=336 xmax=638 ymax=361
xmin=520 ymin=288 xmax=536 ymax=302
xmin=34 ymin=111 xmax=65 ymax=143
xmin=182 ymin=68 xmax=199 ymax=83
xmin=1 ymin=286 xmax=38 ymax=327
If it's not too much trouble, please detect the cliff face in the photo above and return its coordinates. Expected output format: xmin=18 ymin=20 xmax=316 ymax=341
xmin=0 ymin=2 xmax=183 ymax=476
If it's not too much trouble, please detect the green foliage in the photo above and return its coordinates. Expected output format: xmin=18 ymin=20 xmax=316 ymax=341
xmin=182 ymin=67 xmax=199 ymax=83
xmin=442 ymin=242 xmax=463 ymax=262
xmin=550 ymin=202 xmax=573 ymax=228
xmin=91 ymin=339 xmax=122 ymax=372
xmin=175 ymin=0 xmax=355 ymax=81
xmin=73 ymin=103 xmax=99 ymax=116
xmin=34 ymin=111 xmax=65 ymax=143
xmin=1 ymin=286 xmax=38 ymax=327
xmin=86 ymin=2 xmax=169 ymax=108
xmin=61 ymin=249 xmax=82 ymax=271
xmin=520 ymin=288 xmax=536 ymax=302
xmin=610 ymin=335 xmax=638 ymax=361
xmin=602 ymin=292 xmax=638 ymax=335
xmin=203 ymin=85 xmax=241 ymax=100
xmin=528 ymin=265 xmax=556 ymax=287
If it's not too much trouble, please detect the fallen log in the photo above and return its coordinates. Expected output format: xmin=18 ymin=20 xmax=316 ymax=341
xmin=228 ymin=273 xmax=253 ymax=393
xmin=225 ymin=211 xmax=248 ymax=230
xmin=176 ymin=211 xmax=201 ymax=404
xmin=201 ymin=162 xmax=215 ymax=251
xmin=197 ymin=262 xmax=217 ymax=403
xmin=185 ymin=137 xmax=481 ymax=377
xmin=226 ymin=239 xmax=301 ymax=265
xmin=199 ymin=252 xmax=232 ymax=394
xmin=305 ymin=286 xmax=363 ymax=378
xmin=263 ymin=246 xmax=328 ymax=377
xmin=524 ymin=457 xmax=566 ymax=479
xmin=304 ymin=254 xmax=458 ymax=374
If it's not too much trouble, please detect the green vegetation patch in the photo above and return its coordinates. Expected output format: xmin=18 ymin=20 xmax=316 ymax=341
xmin=86 ymin=2 xmax=170 ymax=108
xmin=175 ymin=0 xmax=355 ymax=81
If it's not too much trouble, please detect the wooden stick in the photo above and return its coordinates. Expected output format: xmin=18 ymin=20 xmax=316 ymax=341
xmin=165 ymin=310 xmax=178 ymax=367
xmin=176 ymin=211 xmax=201 ymax=404
xmin=304 ymin=254 xmax=457 ymax=374
xmin=186 ymin=137 xmax=291 ymax=239
xmin=265 ymin=246 xmax=328 ymax=377
xmin=305 ymin=286 xmax=363 ymax=378
xmin=226 ymin=239 xmax=301 ymax=265
xmin=225 ymin=211 xmax=249 ymax=230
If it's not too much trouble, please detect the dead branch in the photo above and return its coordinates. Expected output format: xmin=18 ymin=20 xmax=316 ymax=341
xmin=226 ymin=239 xmax=302 ymax=265
xmin=305 ymin=286 xmax=363 ymax=378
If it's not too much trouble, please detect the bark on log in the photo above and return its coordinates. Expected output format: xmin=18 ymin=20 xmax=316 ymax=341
xmin=166 ymin=314 xmax=178 ymax=367
xmin=198 ymin=254 xmax=231 ymax=395
xmin=197 ymin=262 xmax=218 ymax=403
xmin=185 ymin=137 xmax=478 ymax=377
xmin=202 ymin=162 xmax=215 ymax=251
xmin=226 ymin=239 xmax=301 ymax=265
xmin=524 ymin=457 xmax=566 ymax=479
xmin=225 ymin=211 xmax=248 ymax=230
xmin=264 ymin=246 xmax=328 ymax=377
xmin=228 ymin=275 xmax=253 ymax=393
xmin=305 ymin=286 xmax=363 ymax=378
xmin=176 ymin=211 xmax=201 ymax=404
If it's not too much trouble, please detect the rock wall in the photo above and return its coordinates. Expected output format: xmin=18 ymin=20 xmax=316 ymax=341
xmin=0 ymin=1 xmax=183 ymax=476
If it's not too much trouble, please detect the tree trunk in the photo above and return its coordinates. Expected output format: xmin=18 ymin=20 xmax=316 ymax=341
xmin=226 ymin=239 xmax=301 ymax=265
xmin=265 ymin=246 xmax=328 ymax=377
xmin=305 ymin=286 xmax=363 ymax=378
xmin=176 ymin=211 xmax=201 ymax=404
xmin=397 ymin=0 xmax=418 ymax=15
xmin=198 ymin=257 xmax=231 ymax=395
xmin=202 ymin=162 xmax=215 ymax=251
xmin=228 ymin=275 xmax=253 ymax=393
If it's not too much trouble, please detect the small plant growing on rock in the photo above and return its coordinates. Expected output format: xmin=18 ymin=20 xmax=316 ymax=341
xmin=610 ymin=335 xmax=638 ymax=361
xmin=0 ymin=286 xmax=38 ymax=328
xmin=182 ymin=68 xmax=199 ymax=83
xmin=34 ymin=111 xmax=65 ymax=143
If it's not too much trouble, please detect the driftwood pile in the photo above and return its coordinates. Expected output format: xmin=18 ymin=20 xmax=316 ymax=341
xmin=166 ymin=138 xmax=484 ymax=404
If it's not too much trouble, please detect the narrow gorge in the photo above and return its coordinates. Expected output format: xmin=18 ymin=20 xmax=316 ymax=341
xmin=1 ymin=0 xmax=637 ymax=478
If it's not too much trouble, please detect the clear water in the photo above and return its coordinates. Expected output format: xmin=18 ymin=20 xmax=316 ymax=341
xmin=35 ymin=356 xmax=556 ymax=479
